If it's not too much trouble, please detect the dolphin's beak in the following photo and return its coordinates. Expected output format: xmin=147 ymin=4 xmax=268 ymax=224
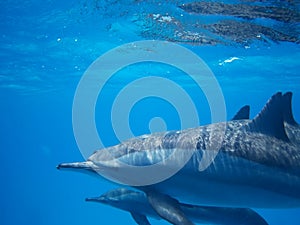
xmin=85 ymin=196 xmax=107 ymax=203
xmin=57 ymin=161 xmax=99 ymax=174
xmin=57 ymin=161 xmax=92 ymax=169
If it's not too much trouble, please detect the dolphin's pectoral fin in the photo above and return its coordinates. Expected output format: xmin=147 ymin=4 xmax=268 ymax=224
xmin=248 ymin=92 xmax=290 ymax=141
xmin=147 ymin=192 xmax=194 ymax=225
xmin=231 ymin=105 xmax=250 ymax=120
xmin=130 ymin=212 xmax=151 ymax=225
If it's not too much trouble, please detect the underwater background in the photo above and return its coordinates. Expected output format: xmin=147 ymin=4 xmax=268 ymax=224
xmin=1 ymin=0 xmax=300 ymax=224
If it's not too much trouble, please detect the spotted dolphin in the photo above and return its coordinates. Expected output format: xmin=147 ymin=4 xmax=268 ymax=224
xmin=58 ymin=92 xmax=300 ymax=224
xmin=86 ymin=188 xmax=268 ymax=225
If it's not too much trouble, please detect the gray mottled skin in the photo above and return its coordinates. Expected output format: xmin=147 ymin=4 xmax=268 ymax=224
xmin=86 ymin=188 xmax=268 ymax=225
xmin=58 ymin=92 xmax=300 ymax=208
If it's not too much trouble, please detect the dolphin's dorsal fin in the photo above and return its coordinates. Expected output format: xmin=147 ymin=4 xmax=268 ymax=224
xmin=248 ymin=92 xmax=289 ymax=141
xmin=231 ymin=105 xmax=250 ymax=120
xmin=130 ymin=212 xmax=151 ymax=225
xmin=283 ymin=92 xmax=298 ymax=125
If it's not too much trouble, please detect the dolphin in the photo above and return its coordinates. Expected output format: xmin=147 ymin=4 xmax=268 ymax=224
xmin=58 ymin=92 xmax=300 ymax=224
xmin=86 ymin=188 xmax=268 ymax=225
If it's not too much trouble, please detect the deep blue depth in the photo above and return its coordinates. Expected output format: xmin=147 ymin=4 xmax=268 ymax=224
xmin=1 ymin=1 xmax=300 ymax=225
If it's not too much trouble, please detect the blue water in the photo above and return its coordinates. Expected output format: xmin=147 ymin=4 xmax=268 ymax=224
xmin=1 ymin=0 xmax=300 ymax=224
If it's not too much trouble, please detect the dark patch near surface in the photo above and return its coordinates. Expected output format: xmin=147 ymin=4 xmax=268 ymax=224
xmin=135 ymin=1 xmax=299 ymax=46
xmin=179 ymin=2 xmax=300 ymax=23
xmin=203 ymin=20 xmax=299 ymax=44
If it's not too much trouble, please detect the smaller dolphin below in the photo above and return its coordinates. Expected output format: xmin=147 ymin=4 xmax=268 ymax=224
xmin=86 ymin=188 xmax=268 ymax=225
